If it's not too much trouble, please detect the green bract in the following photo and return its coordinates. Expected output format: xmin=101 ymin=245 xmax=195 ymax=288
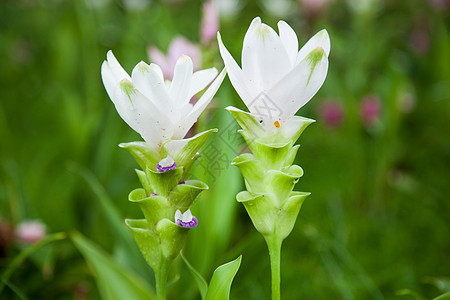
xmin=123 ymin=129 xmax=215 ymax=278
xmin=228 ymin=107 xmax=313 ymax=241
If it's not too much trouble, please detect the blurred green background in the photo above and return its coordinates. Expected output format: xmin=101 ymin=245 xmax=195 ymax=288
xmin=0 ymin=0 xmax=449 ymax=299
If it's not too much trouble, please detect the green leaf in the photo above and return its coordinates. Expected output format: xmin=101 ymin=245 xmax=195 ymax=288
xmin=231 ymin=154 xmax=265 ymax=192
xmin=71 ymin=232 xmax=156 ymax=300
xmin=236 ymin=191 xmax=276 ymax=236
xmin=396 ymin=289 xmax=427 ymax=300
xmin=119 ymin=141 xmax=161 ymax=171
xmin=265 ymin=165 xmax=304 ymax=203
xmin=434 ymin=292 xmax=450 ymax=300
xmin=181 ymin=252 xmax=208 ymax=300
xmin=146 ymin=166 xmax=184 ymax=197
xmin=162 ymin=129 xmax=217 ymax=172
xmin=125 ymin=219 xmax=161 ymax=271
xmin=169 ymin=179 xmax=209 ymax=210
xmin=205 ymin=255 xmax=242 ymax=300
xmin=156 ymin=219 xmax=189 ymax=260
xmin=135 ymin=169 xmax=153 ymax=195
xmin=128 ymin=189 xmax=171 ymax=228
xmin=226 ymin=106 xmax=315 ymax=146
xmin=67 ymin=162 xmax=149 ymax=276
xmin=278 ymin=191 xmax=310 ymax=239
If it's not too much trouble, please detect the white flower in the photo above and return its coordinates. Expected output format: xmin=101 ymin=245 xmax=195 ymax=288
xmin=101 ymin=51 xmax=226 ymax=149
xmin=175 ymin=209 xmax=193 ymax=223
xmin=175 ymin=209 xmax=198 ymax=228
xmin=218 ymin=17 xmax=330 ymax=131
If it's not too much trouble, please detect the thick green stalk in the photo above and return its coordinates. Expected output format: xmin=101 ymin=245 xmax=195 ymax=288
xmin=266 ymin=231 xmax=283 ymax=300
xmin=155 ymin=258 xmax=170 ymax=300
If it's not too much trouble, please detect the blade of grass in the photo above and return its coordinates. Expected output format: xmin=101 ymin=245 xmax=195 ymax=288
xmin=0 ymin=232 xmax=66 ymax=295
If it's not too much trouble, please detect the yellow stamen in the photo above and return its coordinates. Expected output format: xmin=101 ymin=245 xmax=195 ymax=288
xmin=274 ymin=121 xmax=280 ymax=128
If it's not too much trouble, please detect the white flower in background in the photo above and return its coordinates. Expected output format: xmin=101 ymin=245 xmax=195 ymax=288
xmin=15 ymin=220 xmax=46 ymax=244
xmin=122 ymin=0 xmax=151 ymax=11
xmin=101 ymin=51 xmax=226 ymax=149
xmin=218 ymin=17 xmax=330 ymax=132
xmin=148 ymin=37 xmax=202 ymax=80
xmin=261 ymin=0 xmax=295 ymax=18
xmin=212 ymin=0 xmax=243 ymax=18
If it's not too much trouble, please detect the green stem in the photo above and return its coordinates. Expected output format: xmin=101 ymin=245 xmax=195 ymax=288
xmin=155 ymin=258 xmax=170 ymax=300
xmin=266 ymin=233 xmax=283 ymax=300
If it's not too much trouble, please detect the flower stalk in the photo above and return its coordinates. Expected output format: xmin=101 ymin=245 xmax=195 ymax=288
xmin=218 ymin=17 xmax=330 ymax=299
xmin=266 ymin=233 xmax=282 ymax=300
xmin=155 ymin=257 xmax=170 ymax=300
xmin=101 ymin=50 xmax=225 ymax=299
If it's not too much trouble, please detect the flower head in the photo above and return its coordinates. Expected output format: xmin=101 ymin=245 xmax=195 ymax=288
xmin=101 ymin=51 xmax=226 ymax=149
xmin=175 ymin=209 xmax=198 ymax=228
xmin=15 ymin=220 xmax=46 ymax=244
xmin=156 ymin=156 xmax=177 ymax=172
xmin=148 ymin=37 xmax=202 ymax=80
xmin=218 ymin=17 xmax=330 ymax=131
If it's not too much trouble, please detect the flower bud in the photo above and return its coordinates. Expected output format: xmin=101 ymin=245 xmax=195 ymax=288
xmin=15 ymin=220 xmax=46 ymax=244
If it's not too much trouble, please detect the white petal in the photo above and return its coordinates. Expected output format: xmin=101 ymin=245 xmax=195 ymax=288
xmin=169 ymin=55 xmax=193 ymax=107
xmin=280 ymin=116 xmax=315 ymax=141
xmin=114 ymin=80 xmax=174 ymax=148
xmin=174 ymin=68 xmax=226 ymax=139
xmin=102 ymin=61 xmax=134 ymax=126
xmin=131 ymin=61 xmax=172 ymax=114
xmin=149 ymin=63 xmax=164 ymax=81
xmin=175 ymin=210 xmax=182 ymax=221
xmin=241 ymin=18 xmax=291 ymax=92
xmin=101 ymin=51 xmax=131 ymax=104
xmin=296 ymin=29 xmax=330 ymax=64
xmin=217 ymin=32 xmax=255 ymax=105
xmin=188 ymin=67 xmax=219 ymax=99
xmin=158 ymin=156 xmax=174 ymax=167
xmin=278 ymin=20 xmax=298 ymax=66
xmin=267 ymin=47 xmax=329 ymax=121
xmin=106 ymin=50 xmax=131 ymax=81
xmin=101 ymin=60 xmax=120 ymax=104
xmin=148 ymin=46 xmax=171 ymax=79
xmin=182 ymin=209 xmax=193 ymax=222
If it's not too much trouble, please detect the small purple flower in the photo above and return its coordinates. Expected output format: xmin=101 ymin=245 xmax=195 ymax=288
xmin=175 ymin=209 xmax=198 ymax=228
xmin=156 ymin=156 xmax=177 ymax=172
xmin=150 ymin=193 xmax=158 ymax=196
xmin=179 ymin=180 xmax=186 ymax=184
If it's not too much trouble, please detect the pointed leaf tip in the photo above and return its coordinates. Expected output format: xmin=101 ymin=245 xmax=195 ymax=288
xmin=205 ymin=255 xmax=242 ymax=300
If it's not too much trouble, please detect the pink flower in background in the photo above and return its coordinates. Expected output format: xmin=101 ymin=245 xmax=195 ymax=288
xmin=428 ymin=0 xmax=450 ymax=9
xmin=148 ymin=37 xmax=202 ymax=80
xmin=15 ymin=220 xmax=46 ymax=244
xmin=299 ymin=0 xmax=334 ymax=15
xmin=201 ymin=1 xmax=219 ymax=45
xmin=319 ymin=100 xmax=344 ymax=128
xmin=360 ymin=95 xmax=381 ymax=126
